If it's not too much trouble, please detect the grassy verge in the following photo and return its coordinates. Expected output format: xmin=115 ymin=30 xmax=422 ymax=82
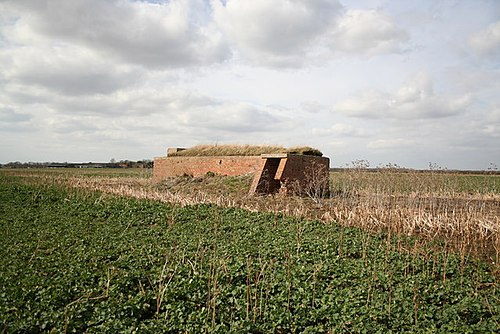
xmin=0 ymin=173 xmax=498 ymax=332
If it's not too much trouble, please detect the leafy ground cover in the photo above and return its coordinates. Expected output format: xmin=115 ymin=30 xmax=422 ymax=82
xmin=0 ymin=173 xmax=498 ymax=332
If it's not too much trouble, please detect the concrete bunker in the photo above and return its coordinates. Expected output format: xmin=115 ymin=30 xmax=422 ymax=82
xmin=153 ymin=145 xmax=330 ymax=196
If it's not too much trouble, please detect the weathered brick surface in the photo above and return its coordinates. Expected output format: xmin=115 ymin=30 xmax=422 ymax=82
xmin=279 ymin=155 xmax=330 ymax=195
xmin=249 ymin=155 xmax=330 ymax=195
xmin=153 ymin=156 xmax=261 ymax=181
xmin=280 ymin=155 xmax=329 ymax=181
xmin=153 ymin=153 xmax=330 ymax=196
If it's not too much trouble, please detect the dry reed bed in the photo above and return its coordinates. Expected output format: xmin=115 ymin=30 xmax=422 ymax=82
xmin=9 ymin=171 xmax=498 ymax=262
xmin=46 ymin=174 xmax=499 ymax=261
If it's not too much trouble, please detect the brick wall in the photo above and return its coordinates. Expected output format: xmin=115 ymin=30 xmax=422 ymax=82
xmin=153 ymin=154 xmax=330 ymax=197
xmin=153 ymin=156 xmax=262 ymax=181
xmin=280 ymin=155 xmax=329 ymax=181
xmin=280 ymin=155 xmax=330 ymax=195
xmin=249 ymin=155 xmax=330 ymax=195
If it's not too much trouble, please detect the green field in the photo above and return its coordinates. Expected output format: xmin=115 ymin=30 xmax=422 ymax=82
xmin=0 ymin=170 xmax=499 ymax=332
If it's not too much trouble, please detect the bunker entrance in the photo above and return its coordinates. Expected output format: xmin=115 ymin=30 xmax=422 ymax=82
xmin=256 ymin=158 xmax=281 ymax=194
xmin=153 ymin=146 xmax=330 ymax=196
xmin=249 ymin=154 xmax=289 ymax=195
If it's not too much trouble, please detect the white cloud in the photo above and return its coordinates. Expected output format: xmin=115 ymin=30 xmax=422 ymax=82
xmin=2 ymin=0 xmax=229 ymax=68
xmin=472 ymin=104 xmax=500 ymax=139
xmin=468 ymin=21 xmax=500 ymax=58
xmin=444 ymin=66 xmax=500 ymax=94
xmin=0 ymin=107 xmax=33 ymax=133
xmin=331 ymin=9 xmax=409 ymax=55
xmin=445 ymin=106 xmax=500 ymax=153
xmin=176 ymin=101 xmax=289 ymax=133
xmin=1 ymin=46 xmax=140 ymax=96
xmin=0 ymin=108 xmax=31 ymax=123
xmin=367 ymin=138 xmax=415 ymax=150
xmin=2 ymin=0 xmax=410 ymax=71
xmin=1 ymin=75 xmax=293 ymax=138
xmin=212 ymin=0 xmax=341 ymax=66
xmin=0 ymin=1 xmax=498 ymax=169
xmin=211 ymin=3 xmax=409 ymax=66
xmin=335 ymin=73 xmax=471 ymax=119
xmin=312 ymin=123 xmax=367 ymax=137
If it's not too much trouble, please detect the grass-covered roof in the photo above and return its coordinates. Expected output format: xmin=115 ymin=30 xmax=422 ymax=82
xmin=168 ymin=144 xmax=323 ymax=157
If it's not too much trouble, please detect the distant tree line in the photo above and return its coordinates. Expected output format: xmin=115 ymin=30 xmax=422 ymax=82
xmin=0 ymin=159 xmax=153 ymax=169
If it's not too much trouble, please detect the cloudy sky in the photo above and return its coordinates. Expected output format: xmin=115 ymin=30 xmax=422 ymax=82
xmin=0 ymin=0 xmax=499 ymax=169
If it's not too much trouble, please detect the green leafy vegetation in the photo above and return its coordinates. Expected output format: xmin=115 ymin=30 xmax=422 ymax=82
xmin=1 ymin=174 xmax=498 ymax=332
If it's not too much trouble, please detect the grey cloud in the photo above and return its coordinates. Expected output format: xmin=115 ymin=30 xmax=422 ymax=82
xmin=3 ymin=85 xmax=212 ymax=119
xmin=447 ymin=119 xmax=500 ymax=152
xmin=212 ymin=2 xmax=408 ymax=67
xmin=176 ymin=102 xmax=286 ymax=133
xmin=301 ymin=101 xmax=327 ymax=114
xmin=444 ymin=67 xmax=500 ymax=94
xmin=0 ymin=108 xmax=32 ymax=122
xmin=3 ymin=47 xmax=141 ymax=96
xmin=120 ymin=90 xmax=293 ymax=135
xmin=3 ymin=0 xmax=410 ymax=71
xmin=367 ymin=138 xmax=415 ymax=150
xmin=468 ymin=21 xmax=500 ymax=58
xmin=0 ymin=107 xmax=33 ymax=132
xmin=330 ymin=9 xmax=409 ymax=55
xmin=212 ymin=0 xmax=342 ymax=67
xmin=461 ymin=105 xmax=500 ymax=147
xmin=334 ymin=73 xmax=471 ymax=120
xmin=48 ymin=116 xmax=101 ymax=135
xmin=312 ymin=123 xmax=368 ymax=137
xmin=3 ymin=79 xmax=294 ymax=137
xmin=44 ymin=114 xmax=146 ymax=145
xmin=4 ymin=0 xmax=230 ymax=68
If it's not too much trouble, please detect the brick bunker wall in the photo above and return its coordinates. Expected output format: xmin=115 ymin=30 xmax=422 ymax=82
xmin=153 ymin=156 xmax=262 ymax=181
xmin=280 ymin=155 xmax=330 ymax=194
xmin=280 ymin=155 xmax=330 ymax=181
xmin=250 ymin=155 xmax=330 ymax=195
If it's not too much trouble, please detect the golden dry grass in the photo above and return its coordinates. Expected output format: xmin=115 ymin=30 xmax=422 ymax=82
xmin=3 ymin=168 xmax=498 ymax=264
xmin=167 ymin=144 xmax=323 ymax=157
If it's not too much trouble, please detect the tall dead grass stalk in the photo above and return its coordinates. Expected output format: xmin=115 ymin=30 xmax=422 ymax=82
xmin=9 ymin=169 xmax=499 ymax=262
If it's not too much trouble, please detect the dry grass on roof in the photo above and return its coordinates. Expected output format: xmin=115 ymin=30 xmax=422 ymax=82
xmin=168 ymin=144 xmax=323 ymax=157
xmin=285 ymin=146 xmax=323 ymax=156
